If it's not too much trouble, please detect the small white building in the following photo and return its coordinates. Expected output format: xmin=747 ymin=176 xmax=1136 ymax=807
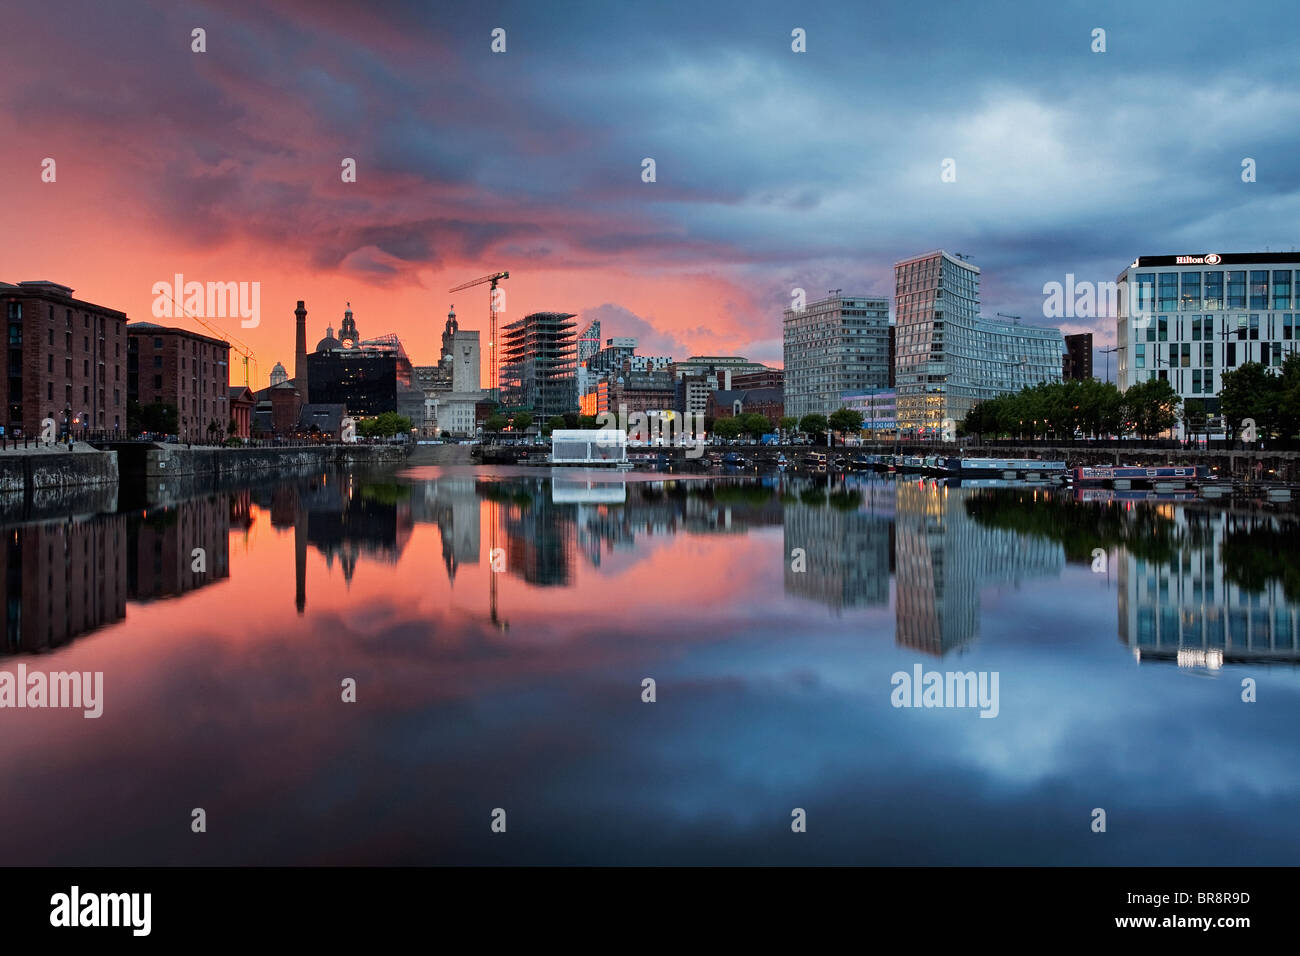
xmin=550 ymin=429 xmax=627 ymax=465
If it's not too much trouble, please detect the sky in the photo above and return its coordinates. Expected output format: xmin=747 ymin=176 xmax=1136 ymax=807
xmin=3 ymin=0 xmax=1299 ymax=387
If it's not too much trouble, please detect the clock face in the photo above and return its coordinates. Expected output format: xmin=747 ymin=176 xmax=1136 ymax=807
xmin=342 ymin=338 xmax=354 ymax=349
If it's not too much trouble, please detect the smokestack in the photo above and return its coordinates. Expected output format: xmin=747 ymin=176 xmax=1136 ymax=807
xmin=294 ymin=300 xmax=308 ymax=399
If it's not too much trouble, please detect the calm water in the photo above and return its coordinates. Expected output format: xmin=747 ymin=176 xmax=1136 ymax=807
xmin=2 ymin=466 xmax=1299 ymax=865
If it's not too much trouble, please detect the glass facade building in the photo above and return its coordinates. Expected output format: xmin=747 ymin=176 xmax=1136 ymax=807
xmin=894 ymin=250 xmax=1064 ymax=435
xmin=1117 ymin=254 xmax=1300 ymax=425
xmin=782 ymin=293 xmax=890 ymax=420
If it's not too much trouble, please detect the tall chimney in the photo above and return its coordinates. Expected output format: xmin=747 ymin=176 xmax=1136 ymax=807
xmin=294 ymin=300 xmax=308 ymax=400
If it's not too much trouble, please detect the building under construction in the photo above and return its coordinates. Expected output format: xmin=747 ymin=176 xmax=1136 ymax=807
xmin=498 ymin=311 xmax=577 ymax=420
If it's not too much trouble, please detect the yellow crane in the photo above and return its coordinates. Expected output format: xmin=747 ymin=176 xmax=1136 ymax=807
xmin=158 ymin=290 xmax=258 ymax=386
xmin=448 ymin=271 xmax=509 ymax=391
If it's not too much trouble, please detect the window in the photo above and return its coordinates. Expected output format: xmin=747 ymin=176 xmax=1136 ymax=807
xmin=1191 ymin=315 xmax=1202 ymax=341
xmin=5 ymin=302 xmax=20 ymax=321
xmin=1158 ymin=315 xmax=1168 ymax=342
xmin=1249 ymin=314 xmax=1260 ymax=340
xmin=1273 ymin=271 xmax=1291 ymax=310
xmin=1227 ymin=271 xmax=1246 ymax=309
xmin=153 ymin=355 xmax=162 ymax=368
xmin=1181 ymin=272 xmax=1201 ymax=310
xmin=65 ymin=358 xmax=71 ymax=376
xmin=1192 ymin=369 xmax=1202 ymax=393
xmin=1203 ymin=271 xmax=1223 ymax=310
xmin=1286 ymin=315 xmax=1294 ymax=341
xmin=47 ymin=383 xmax=52 ymax=400
xmin=47 ymin=355 xmax=53 ymax=372
xmin=83 ymin=359 xmax=89 ymax=376
xmin=1203 ymin=342 xmax=1213 ymax=367
xmin=1250 ymin=271 xmax=1268 ymax=309
xmin=83 ymin=336 xmax=89 ymax=351
xmin=153 ymin=337 xmax=163 ymax=349
xmin=153 ymin=374 xmax=162 ymax=389
xmin=83 ymin=386 xmax=89 ymax=402
xmin=1226 ymin=342 xmax=1237 ymax=366
xmin=1273 ymin=342 xmax=1283 ymax=366
xmin=1135 ymin=343 xmax=1146 ymax=368
xmin=48 ymin=328 xmax=54 ymax=347
xmin=1158 ymin=273 xmax=1178 ymax=312
xmin=1181 ymin=343 xmax=1191 ymax=367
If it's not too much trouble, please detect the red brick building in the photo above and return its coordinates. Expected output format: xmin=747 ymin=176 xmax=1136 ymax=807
xmin=127 ymin=322 xmax=231 ymax=439
xmin=1 ymin=280 xmax=128 ymax=437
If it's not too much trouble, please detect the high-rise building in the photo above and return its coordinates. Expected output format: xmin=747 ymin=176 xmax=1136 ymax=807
xmin=783 ymin=293 xmax=890 ymax=421
xmin=1116 ymin=253 xmax=1300 ymax=418
xmin=1064 ymin=332 xmax=1094 ymax=380
xmin=499 ymin=311 xmax=577 ymax=419
xmin=1 ymin=280 xmax=129 ymax=436
xmin=577 ymin=320 xmax=602 ymax=364
xmin=894 ymin=251 xmax=1063 ymax=435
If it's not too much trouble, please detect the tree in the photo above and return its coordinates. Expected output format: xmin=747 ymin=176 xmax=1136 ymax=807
xmin=713 ymin=416 xmax=743 ymax=440
xmin=510 ymin=410 xmax=533 ymax=433
xmin=778 ymin=416 xmax=799 ymax=434
xmin=545 ymin=415 xmax=566 ymax=435
xmin=1219 ymin=361 xmax=1280 ymax=441
xmin=828 ymin=407 xmax=864 ymax=437
xmin=1123 ymin=377 xmax=1181 ymax=439
xmin=798 ymin=413 xmax=828 ymax=441
xmin=738 ymin=412 xmax=772 ymax=438
xmin=484 ymin=413 xmax=508 ymax=434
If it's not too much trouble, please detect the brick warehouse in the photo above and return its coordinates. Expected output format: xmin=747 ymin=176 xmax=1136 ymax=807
xmin=1 ymin=280 xmax=130 ymax=437
xmin=127 ymin=322 xmax=231 ymax=438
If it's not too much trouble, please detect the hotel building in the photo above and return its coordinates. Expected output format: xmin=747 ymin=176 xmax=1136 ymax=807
xmin=894 ymin=251 xmax=1063 ymax=436
xmin=1116 ymin=253 xmax=1300 ymax=419
xmin=782 ymin=293 xmax=891 ymax=420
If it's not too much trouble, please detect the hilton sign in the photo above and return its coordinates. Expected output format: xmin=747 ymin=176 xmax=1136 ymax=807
xmin=1175 ymin=254 xmax=1222 ymax=265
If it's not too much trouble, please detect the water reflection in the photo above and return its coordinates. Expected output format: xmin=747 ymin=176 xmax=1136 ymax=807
xmin=5 ymin=470 xmax=1300 ymax=864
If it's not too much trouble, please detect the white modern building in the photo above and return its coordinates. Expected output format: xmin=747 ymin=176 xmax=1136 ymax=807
xmin=1117 ymin=253 xmax=1300 ymax=421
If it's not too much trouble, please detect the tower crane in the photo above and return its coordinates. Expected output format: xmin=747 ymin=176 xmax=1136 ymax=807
xmin=448 ymin=271 xmax=509 ymax=391
xmin=159 ymin=289 xmax=259 ymax=386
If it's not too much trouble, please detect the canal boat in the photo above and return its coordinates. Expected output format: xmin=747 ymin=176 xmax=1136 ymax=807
xmin=1069 ymin=464 xmax=1212 ymax=488
xmin=939 ymin=457 xmax=1068 ymax=480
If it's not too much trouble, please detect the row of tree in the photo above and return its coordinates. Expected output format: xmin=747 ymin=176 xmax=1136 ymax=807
xmin=960 ymin=378 xmax=1181 ymax=440
xmin=1218 ymin=357 xmax=1300 ymax=441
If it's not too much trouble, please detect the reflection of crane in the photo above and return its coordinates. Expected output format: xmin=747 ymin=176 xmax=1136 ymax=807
xmin=996 ymin=311 xmax=1021 ymax=325
xmin=448 ymin=271 xmax=509 ymax=392
xmin=160 ymin=290 xmax=258 ymax=386
xmin=488 ymin=498 xmax=507 ymax=631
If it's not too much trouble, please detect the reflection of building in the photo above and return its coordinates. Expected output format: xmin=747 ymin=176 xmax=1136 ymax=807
xmin=1 ymin=515 xmax=127 ymax=655
xmin=127 ymin=495 xmax=231 ymax=600
xmin=1119 ymin=509 xmax=1300 ymax=664
xmin=893 ymin=483 xmax=1063 ymax=655
xmin=783 ymin=484 xmax=892 ymax=610
xmin=496 ymin=479 xmax=577 ymax=586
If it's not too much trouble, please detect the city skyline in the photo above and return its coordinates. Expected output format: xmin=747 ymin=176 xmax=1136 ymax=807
xmin=6 ymin=1 xmax=1300 ymax=389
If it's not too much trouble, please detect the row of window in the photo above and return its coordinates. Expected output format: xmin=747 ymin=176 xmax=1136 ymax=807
xmin=1132 ymin=270 xmax=1300 ymax=312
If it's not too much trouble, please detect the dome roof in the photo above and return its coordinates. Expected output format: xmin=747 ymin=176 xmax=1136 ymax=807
xmin=315 ymin=335 xmax=341 ymax=352
xmin=271 ymin=361 xmax=287 ymax=374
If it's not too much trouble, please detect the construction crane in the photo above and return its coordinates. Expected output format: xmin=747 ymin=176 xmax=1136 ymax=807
xmin=448 ymin=271 xmax=509 ymax=392
xmin=997 ymin=311 xmax=1022 ymax=325
xmin=159 ymin=289 xmax=259 ymax=386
